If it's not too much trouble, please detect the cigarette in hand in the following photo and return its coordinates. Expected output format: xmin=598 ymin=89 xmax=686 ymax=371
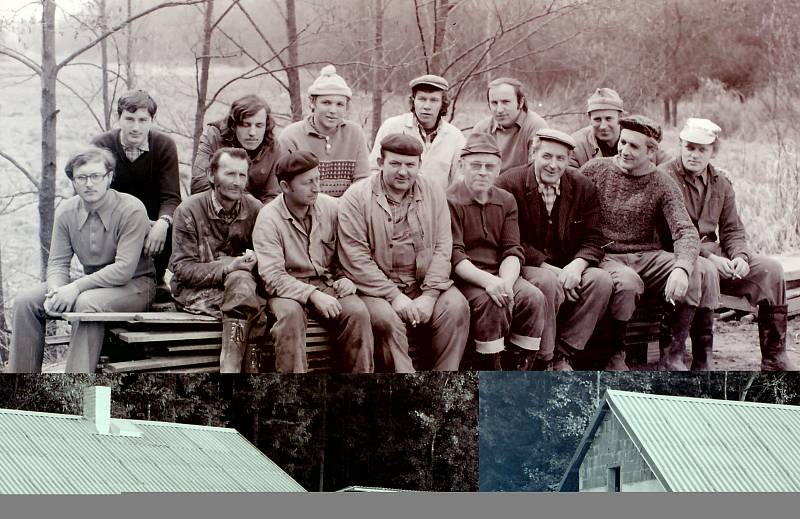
xmin=411 ymin=320 xmax=417 ymax=327
xmin=668 ymin=298 xmax=675 ymax=306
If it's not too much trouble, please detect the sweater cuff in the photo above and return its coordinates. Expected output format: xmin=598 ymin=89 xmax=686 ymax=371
xmin=674 ymin=259 xmax=693 ymax=277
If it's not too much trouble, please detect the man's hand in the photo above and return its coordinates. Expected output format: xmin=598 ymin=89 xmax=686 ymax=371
xmin=708 ymin=253 xmax=735 ymax=279
xmin=391 ymin=292 xmax=421 ymax=325
xmin=144 ymin=218 xmax=170 ymax=256
xmin=664 ymin=268 xmax=689 ymax=303
xmin=485 ymin=275 xmax=512 ymax=308
xmin=559 ymin=259 xmax=588 ymax=302
xmin=413 ymin=294 xmax=437 ymax=324
xmin=333 ymin=277 xmax=357 ymax=298
xmin=730 ymin=256 xmax=750 ymax=280
xmin=45 ymin=283 xmax=81 ymax=314
xmin=225 ymin=251 xmax=257 ymax=275
xmin=309 ymin=290 xmax=342 ymax=319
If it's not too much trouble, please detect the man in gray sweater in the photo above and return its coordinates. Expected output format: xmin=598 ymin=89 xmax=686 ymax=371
xmin=580 ymin=115 xmax=717 ymax=371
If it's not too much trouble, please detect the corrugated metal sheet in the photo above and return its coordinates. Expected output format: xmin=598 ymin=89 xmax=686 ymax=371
xmin=0 ymin=409 xmax=306 ymax=494
xmin=606 ymin=389 xmax=800 ymax=492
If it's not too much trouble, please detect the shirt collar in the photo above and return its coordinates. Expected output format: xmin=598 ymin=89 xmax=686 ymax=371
xmin=119 ymin=130 xmax=149 ymax=152
xmin=679 ymin=162 xmax=709 ymax=186
xmin=305 ymin=114 xmax=345 ymax=137
xmin=77 ymin=189 xmax=117 ymax=230
xmin=375 ymin=173 xmax=423 ymax=203
xmin=490 ymin=110 xmax=525 ymax=134
xmin=448 ymin=179 xmax=504 ymax=206
xmin=534 ymin=168 xmax=561 ymax=196
xmin=210 ymin=190 xmax=241 ymax=219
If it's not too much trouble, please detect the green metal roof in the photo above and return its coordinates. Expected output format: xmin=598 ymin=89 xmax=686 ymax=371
xmin=560 ymin=389 xmax=800 ymax=492
xmin=0 ymin=408 xmax=306 ymax=494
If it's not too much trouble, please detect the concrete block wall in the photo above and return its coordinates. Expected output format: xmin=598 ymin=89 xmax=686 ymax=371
xmin=579 ymin=412 xmax=659 ymax=491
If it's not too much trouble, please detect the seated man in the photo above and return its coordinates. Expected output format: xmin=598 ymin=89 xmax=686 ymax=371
xmin=580 ymin=115 xmax=716 ymax=371
xmin=278 ymin=65 xmax=369 ymax=197
xmin=191 ymin=94 xmax=284 ymax=203
xmin=496 ymin=129 xmax=613 ymax=371
xmin=660 ymin=118 xmax=794 ymax=371
xmin=9 ymin=146 xmax=155 ymax=373
xmin=448 ymin=132 xmax=546 ymax=370
xmin=470 ymin=77 xmax=548 ymax=175
xmin=569 ymin=88 xmax=671 ymax=169
xmin=91 ymin=90 xmax=181 ymax=286
xmin=253 ymin=151 xmax=373 ymax=373
xmin=338 ymin=134 xmax=470 ymax=372
xmin=169 ymin=147 xmax=265 ymax=373
xmin=369 ymin=74 xmax=465 ymax=190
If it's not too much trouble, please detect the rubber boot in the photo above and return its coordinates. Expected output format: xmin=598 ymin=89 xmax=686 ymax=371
xmin=690 ymin=307 xmax=714 ymax=371
xmin=220 ymin=318 xmax=247 ymax=373
xmin=658 ymin=303 xmax=694 ymax=371
xmin=758 ymin=304 xmax=796 ymax=371
xmin=604 ymin=319 xmax=630 ymax=371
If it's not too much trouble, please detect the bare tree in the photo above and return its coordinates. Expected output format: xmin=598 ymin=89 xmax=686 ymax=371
xmin=191 ymin=0 xmax=215 ymax=162
xmin=286 ymin=0 xmax=303 ymax=121
xmin=370 ymin=0 xmax=384 ymax=143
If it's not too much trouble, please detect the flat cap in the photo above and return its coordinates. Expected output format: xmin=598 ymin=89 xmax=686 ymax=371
xmin=679 ymin=117 xmax=721 ymax=145
xmin=619 ymin=114 xmax=662 ymax=142
xmin=380 ymin=133 xmax=423 ymax=157
xmin=535 ymin=128 xmax=577 ymax=150
xmin=587 ymin=87 xmax=623 ymax=113
xmin=461 ymin=132 xmax=501 ymax=157
xmin=409 ymin=74 xmax=448 ymax=91
xmin=276 ymin=150 xmax=320 ymax=182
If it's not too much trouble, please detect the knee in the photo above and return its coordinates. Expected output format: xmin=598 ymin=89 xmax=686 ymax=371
xmin=584 ymin=268 xmax=613 ymax=296
xmin=73 ymin=291 xmax=104 ymax=313
xmin=224 ymin=270 xmax=257 ymax=291
xmin=270 ymin=299 xmax=304 ymax=324
xmin=515 ymin=279 xmax=546 ymax=308
xmin=14 ymin=285 xmax=46 ymax=314
xmin=438 ymin=289 xmax=470 ymax=325
xmin=609 ymin=269 xmax=644 ymax=296
xmin=340 ymin=296 xmax=371 ymax=327
xmin=369 ymin=301 xmax=404 ymax=336
xmin=695 ymin=257 xmax=720 ymax=290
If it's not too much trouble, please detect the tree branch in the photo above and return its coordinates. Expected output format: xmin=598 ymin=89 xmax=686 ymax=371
xmin=56 ymin=0 xmax=206 ymax=72
xmin=412 ymin=0 xmax=430 ymax=73
xmin=0 ymin=47 xmax=42 ymax=75
xmin=55 ymin=78 xmax=105 ymax=130
xmin=0 ymin=150 xmax=39 ymax=189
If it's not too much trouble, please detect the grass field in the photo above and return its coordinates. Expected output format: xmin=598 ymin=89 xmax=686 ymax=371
xmin=3 ymin=60 xmax=800 ymax=342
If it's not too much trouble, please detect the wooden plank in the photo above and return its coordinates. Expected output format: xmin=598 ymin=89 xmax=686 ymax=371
xmin=103 ymin=355 xmax=220 ymax=373
xmin=775 ymin=252 xmax=800 ymax=283
xmin=145 ymin=365 xmax=219 ymax=374
xmin=164 ymin=343 xmax=221 ymax=353
xmin=112 ymin=330 xmax=222 ymax=344
xmin=63 ymin=311 xmax=219 ymax=323
xmin=45 ymin=334 xmax=71 ymax=346
xmin=719 ymin=294 xmax=755 ymax=313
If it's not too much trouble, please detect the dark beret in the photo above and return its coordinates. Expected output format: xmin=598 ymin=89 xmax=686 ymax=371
xmin=619 ymin=114 xmax=662 ymax=142
xmin=380 ymin=133 xmax=423 ymax=157
xmin=461 ymin=132 xmax=500 ymax=157
xmin=276 ymin=150 xmax=320 ymax=182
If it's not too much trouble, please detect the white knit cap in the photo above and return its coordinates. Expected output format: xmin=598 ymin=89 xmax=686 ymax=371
xmin=308 ymin=65 xmax=352 ymax=99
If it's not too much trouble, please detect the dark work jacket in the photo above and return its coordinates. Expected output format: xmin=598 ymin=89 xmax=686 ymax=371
xmin=495 ymin=165 xmax=605 ymax=268
xmin=657 ymin=158 xmax=751 ymax=261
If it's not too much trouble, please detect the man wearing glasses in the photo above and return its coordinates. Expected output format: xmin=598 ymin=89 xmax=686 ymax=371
xmin=7 ymin=146 xmax=155 ymax=373
xmin=448 ymin=132 xmax=546 ymax=370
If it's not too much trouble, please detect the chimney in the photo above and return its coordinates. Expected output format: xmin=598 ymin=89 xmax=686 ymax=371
xmin=83 ymin=385 xmax=111 ymax=435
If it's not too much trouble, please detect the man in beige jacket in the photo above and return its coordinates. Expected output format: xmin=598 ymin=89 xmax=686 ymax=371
xmin=338 ymin=134 xmax=470 ymax=372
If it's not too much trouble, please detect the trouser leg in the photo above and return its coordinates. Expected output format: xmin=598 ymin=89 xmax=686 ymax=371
xmin=520 ymin=267 xmax=562 ymax=363
xmin=428 ymin=286 xmax=470 ymax=371
xmin=329 ymin=294 xmax=374 ymax=373
xmin=557 ymin=267 xmax=613 ymax=351
xmin=362 ymin=296 xmax=414 ymax=373
xmin=268 ymin=297 xmax=308 ymax=373
xmin=221 ymin=271 xmax=265 ymax=373
xmin=8 ymin=283 xmax=48 ymax=373
xmin=599 ymin=256 xmax=644 ymax=366
xmin=65 ymin=276 xmax=155 ymax=373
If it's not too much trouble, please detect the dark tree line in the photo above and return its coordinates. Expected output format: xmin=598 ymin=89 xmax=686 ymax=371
xmin=479 ymin=371 xmax=800 ymax=492
xmin=0 ymin=372 xmax=478 ymax=492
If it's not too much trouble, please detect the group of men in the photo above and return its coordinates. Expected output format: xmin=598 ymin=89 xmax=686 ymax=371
xmin=6 ymin=65 xmax=795 ymax=374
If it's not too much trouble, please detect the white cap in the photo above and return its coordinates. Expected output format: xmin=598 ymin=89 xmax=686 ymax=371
xmin=679 ymin=118 xmax=721 ymax=145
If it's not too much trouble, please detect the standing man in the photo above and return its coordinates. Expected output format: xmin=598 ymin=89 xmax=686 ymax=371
xmin=369 ymin=74 xmax=466 ymax=190
xmin=496 ymin=129 xmax=613 ymax=371
xmin=569 ymin=88 xmax=671 ymax=169
xmin=191 ymin=94 xmax=284 ymax=203
xmin=8 ymin=146 xmax=155 ymax=373
xmin=338 ymin=134 xmax=470 ymax=372
xmin=471 ymin=77 xmax=548 ymax=175
xmin=278 ymin=65 xmax=370 ymax=197
xmin=448 ymin=133 xmax=546 ymax=370
xmin=253 ymin=151 xmax=374 ymax=373
xmin=660 ymin=118 xmax=794 ymax=371
xmin=580 ymin=115 xmax=712 ymax=371
xmin=169 ymin=148 xmax=265 ymax=373
xmin=91 ymin=90 xmax=181 ymax=287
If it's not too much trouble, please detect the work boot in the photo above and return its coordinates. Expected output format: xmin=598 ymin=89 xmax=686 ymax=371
xmin=658 ymin=303 xmax=694 ymax=371
xmin=501 ymin=346 xmax=533 ymax=371
xmin=604 ymin=319 xmax=630 ymax=371
xmin=551 ymin=340 xmax=576 ymax=371
xmin=530 ymin=351 xmax=552 ymax=371
xmin=220 ymin=318 xmax=248 ymax=373
xmin=758 ymin=304 xmax=796 ymax=371
xmin=690 ymin=307 xmax=714 ymax=371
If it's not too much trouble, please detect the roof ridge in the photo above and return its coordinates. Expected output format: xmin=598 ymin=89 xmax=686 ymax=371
xmin=605 ymin=389 xmax=800 ymax=411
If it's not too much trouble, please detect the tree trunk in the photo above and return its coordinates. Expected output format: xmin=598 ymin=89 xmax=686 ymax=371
xmin=430 ymin=0 xmax=450 ymax=74
xmin=99 ymin=0 xmax=111 ymax=130
xmin=191 ymin=0 xmax=214 ymax=164
xmin=670 ymin=95 xmax=678 ymax=127
xmin=0 ymin=242 xmax=8 ymax=365
xmin=39 ymin=0 xmax=58 ymax=280
xmin=125 ymin=0 xmax=136 ymax=89
xmin=286 ymin=0 xmax=303 ymax=121
xmin=662 ymin=96 xmax=671 ymax=127
xmin=370 ymin=0 xmax=384 ymax=144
